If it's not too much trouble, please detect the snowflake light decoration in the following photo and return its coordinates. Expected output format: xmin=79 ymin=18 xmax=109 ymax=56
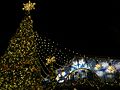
xmin=22 ymin=0 xmax=36 ymax=12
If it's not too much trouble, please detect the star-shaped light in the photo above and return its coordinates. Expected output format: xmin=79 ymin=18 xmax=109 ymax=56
xmin=46 ymin=56 xmax=56 ymax=65
xmin=22 ymin=0 xmax=36 ymax=11
xmin=106 ymin=65 xmax=116 ymax=73
xmin=94 ymin=64 xmax=102 ymax=70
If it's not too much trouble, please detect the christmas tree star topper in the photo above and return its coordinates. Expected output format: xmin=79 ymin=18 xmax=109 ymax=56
xmin=22 ymin=0 xmax=36 ymax=11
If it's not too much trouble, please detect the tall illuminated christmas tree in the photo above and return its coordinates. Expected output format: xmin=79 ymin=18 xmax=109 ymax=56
xmin=0 ymin=1 xmax=43 ymax=89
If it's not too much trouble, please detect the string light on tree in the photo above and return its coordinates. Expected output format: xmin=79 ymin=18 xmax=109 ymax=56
xmin=0 ymin=1 xmax=43 ymax=89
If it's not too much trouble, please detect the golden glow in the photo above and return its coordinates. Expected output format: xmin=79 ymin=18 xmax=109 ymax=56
xmin=94 ymin=64 xmax=102 ymax=70
xmin=106 ymin=65 xmax=116 ymax=73
xmin=0 ymin=15 xmax=43 ymax=89
xmin=46 ymin=56 xmax=56 ymax=65
xmin=22 ymin=0 xmax=36 ymax=11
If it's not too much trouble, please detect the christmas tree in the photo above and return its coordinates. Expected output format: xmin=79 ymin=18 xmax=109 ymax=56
xmin=0 ymin=1 xmax=43 ymax=89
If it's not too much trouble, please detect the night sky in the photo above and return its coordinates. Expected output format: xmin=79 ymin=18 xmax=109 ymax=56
xmin=0 ymin=0 xmax=120 ymax=58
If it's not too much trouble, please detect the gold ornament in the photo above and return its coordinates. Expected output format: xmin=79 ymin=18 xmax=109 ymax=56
xmin=106 ymin=65 xmax=116 ymax=73
xmin=22 ymin=0 xmax=36 ymax=12
xmin=46 ymin=56 xmax=56 ymax=65
xmin=94 ymin=64 xmax=102 ymax=70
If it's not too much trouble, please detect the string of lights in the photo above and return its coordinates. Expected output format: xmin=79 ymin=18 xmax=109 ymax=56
xmin=0 ymin=1 xmax=44 ymax=89
xmin=1 ymin=0 xmax=120 ymax=89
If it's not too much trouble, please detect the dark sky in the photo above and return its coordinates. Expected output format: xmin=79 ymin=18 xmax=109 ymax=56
xmin=0 ymin=0 xmax=120 ymax=58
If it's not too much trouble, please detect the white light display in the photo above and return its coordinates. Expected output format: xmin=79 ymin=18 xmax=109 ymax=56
xmin=100 ymin=61 xmax=109 ymax=69
xmin=96 ymin=71 xmax=105 ymax=77
xmin=56 ymin=71 xmax=67 ymax=83
xmin=114 ymin=62 xmax=120 ymax=72
xmin=55 ymin=57 xmax=120 ymax=84
xmin=70 ymin=58 xmax=90 ymax=73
